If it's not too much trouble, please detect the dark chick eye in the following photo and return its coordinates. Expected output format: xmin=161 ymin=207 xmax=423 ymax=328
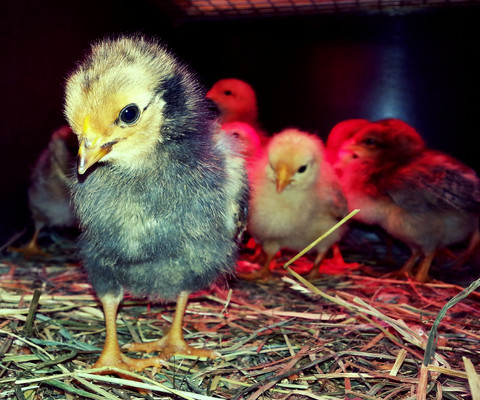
xmin=298 ymin=165 xmax=307 ymax=173
xmin=119 ymin=104 xmax=140 ymax=124
xmin=224 ymin=90 xmax=232 ymax=96
xmin=364 ymin=138 xmax=377 ymax=146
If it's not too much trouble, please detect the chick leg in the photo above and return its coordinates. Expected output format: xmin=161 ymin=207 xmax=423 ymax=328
xmin=9 ymin=227 xmax=49 ymax=258
xmin=414 ymin=252 xmax=436 ymax=283
xmin=123 ymin=291 xmax=218 ymax=359
xmin=385 ymin=249 xmax=421 ymax=279
xmin=93 ymin=293 xmax=164 ymax=373
xmin=453 ymin=227 xmax=480 ymax=270
xmin=305 ymin=250 xmax=328 ymax=280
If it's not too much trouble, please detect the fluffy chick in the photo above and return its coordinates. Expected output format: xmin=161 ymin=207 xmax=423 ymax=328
xmin=328 ymin=118 xmax=416 ymax=261
xmin=64 ymin=36 xmax=248 ymax=373
xmin=337 ymin=119 xmax=480 ymax=282
xmin=241 ymin=128 xmax=348 ymax=280
xmin=206 ymin=78 xmax=268 ymax=141
xmin=10 ymin=125 xmax=77 ymax=257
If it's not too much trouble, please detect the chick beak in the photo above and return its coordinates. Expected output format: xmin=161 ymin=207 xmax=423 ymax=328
xmin=275 ymin=161 xmax=293 ymax=193
xmin=77 ymin=139 xmax=113 ymax=174
xmin=77 ymin=115 xmax=113 ymax=175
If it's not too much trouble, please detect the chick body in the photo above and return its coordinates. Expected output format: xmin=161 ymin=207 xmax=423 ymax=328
xmin=337 ymin=119 xmax=480 ymax=281
xmin=65 ymin=36 xmax=248 ymax=371
xmin=244 ymin=128 xmax=348 ymax=279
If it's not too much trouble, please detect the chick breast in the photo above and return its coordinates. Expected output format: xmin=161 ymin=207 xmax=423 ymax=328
xmin=65 ymin=36 xmax=248 ymax=301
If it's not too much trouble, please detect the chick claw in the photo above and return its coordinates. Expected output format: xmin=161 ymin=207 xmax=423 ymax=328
xmin=123 ymin=336 xmax=219 ymax=360
xmin=90 ymin=352 xmax=165 ymax=395
xmin=93 ymin=350 xmax=167 ymax=373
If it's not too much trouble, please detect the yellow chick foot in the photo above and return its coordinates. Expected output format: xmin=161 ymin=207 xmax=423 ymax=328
xmin=123 ymin=335 xmax=218 ymax=360
xmin=9 ymin=233 xmax=49 ymax=259
xmin=123 ymin=291 xmax=219 ymax=360
xmin=92 ymin=347 xmax=165 ymax=373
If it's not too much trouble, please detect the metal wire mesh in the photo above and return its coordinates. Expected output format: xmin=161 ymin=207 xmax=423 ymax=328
xmin=156 ymin=0 xmax=480 ymax=21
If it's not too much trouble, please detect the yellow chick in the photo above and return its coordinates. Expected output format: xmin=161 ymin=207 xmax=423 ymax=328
xmin=239 ymin=128 xmax=348 ymax=280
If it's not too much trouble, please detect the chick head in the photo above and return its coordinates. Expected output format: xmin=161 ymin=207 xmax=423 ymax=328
xmin=325 ymin=119 xmax=370 ymax=164
xmin=221 ymin=121 xmax=261 ymax=160
xmin=338 ymin=118 xmax=425 ymax=167
xmin=265 ymin=128 xmax=324 ymax=194
xmin=65 ymin=36 xmax=191 ymax=174
xmin=206 ymin=78 xmax=258 ymax=125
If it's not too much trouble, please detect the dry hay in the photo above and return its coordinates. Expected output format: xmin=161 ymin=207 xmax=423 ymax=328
xmin=0 ymin=227 xmax=479 ymax=400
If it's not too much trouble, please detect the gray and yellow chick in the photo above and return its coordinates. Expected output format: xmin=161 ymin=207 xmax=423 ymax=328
xmin=65 ymin=35 xmax=248 ymax=373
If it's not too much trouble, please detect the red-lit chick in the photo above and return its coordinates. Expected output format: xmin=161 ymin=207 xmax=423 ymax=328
xmin=207 ymin=78 xmax=268 ymax=142
xmin=10 ymin=125 xmax=77 ymax=257
xmin=337 ymin=119 xmax=480 ymax=282
xmin=239 ymin=128 xmax=348 ymax=280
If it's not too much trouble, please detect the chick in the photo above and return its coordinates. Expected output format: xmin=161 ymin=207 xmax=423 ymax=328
xmin=241 ymin=128 xmax=348 ymax=280
xmin=337 ymin=119 xmax=480 ymax=282
xmin=64 ymin=36 xmax=248 ymax=373
xmin=206 ymin=78 xmax=268 ymax=141
xmin=328 ymin=118 xmax=413 ymax=262
xmin=10 ymin=125 xmax=77 ymax=257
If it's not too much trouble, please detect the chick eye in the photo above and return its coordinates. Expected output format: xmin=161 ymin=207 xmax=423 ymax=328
xmin=297 ymin=165 xmax=307 ymax=173
xmin=224 ymin=90 xmax=232 ymax=96
xmin=363 ymin=138 xmax=378 ymax=146
xmin=119 ymin=104 xmax=140 ymax=125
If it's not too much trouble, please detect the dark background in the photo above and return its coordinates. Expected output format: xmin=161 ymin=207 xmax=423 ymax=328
xmin=1 ymin=0 xmax=479 ymax=245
